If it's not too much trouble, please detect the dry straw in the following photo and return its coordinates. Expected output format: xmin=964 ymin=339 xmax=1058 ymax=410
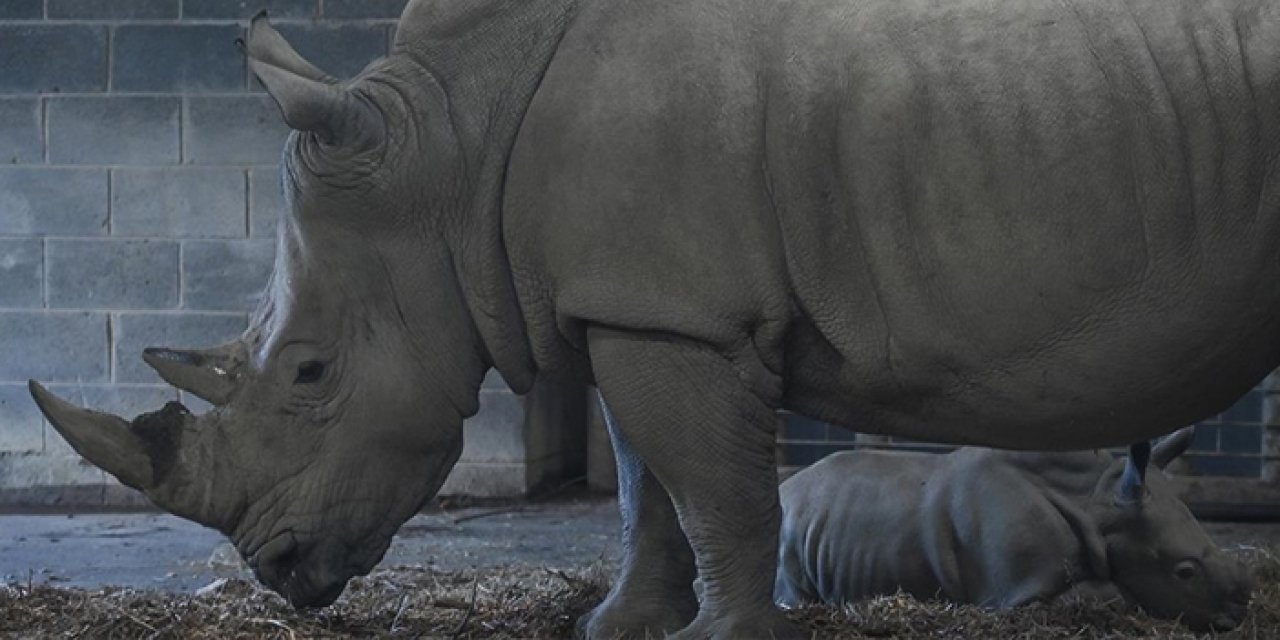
xmin=3 ymin=547 xmax=1278 ymax=638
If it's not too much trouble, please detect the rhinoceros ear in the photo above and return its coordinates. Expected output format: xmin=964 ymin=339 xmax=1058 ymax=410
xmin=1150 ymin=426 xmax=1195 ymax=470
xmin=242 ymin=12 xmax=382 ymax=149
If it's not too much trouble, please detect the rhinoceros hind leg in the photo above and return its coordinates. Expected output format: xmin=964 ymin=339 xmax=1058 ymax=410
xmin=588 ymin=327 xmax=806 ymax=640
xmin=578 ymin=394 xmax=698 ymax=639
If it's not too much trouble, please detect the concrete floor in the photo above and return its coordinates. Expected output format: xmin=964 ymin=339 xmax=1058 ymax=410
xmin=3 ymin=492 xmax=1280 ymax=597
xmin=0 ymin=492 xmax=621 ymax=594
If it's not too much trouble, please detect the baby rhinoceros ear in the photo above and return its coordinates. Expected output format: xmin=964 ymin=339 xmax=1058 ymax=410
xmin=1114 ymin=427 xmax=1195 ymax=504
xmin=241 ymin=11 xmax=383 ymax=150
xmin=1116 ymin=440 xmax=1151 ymax=504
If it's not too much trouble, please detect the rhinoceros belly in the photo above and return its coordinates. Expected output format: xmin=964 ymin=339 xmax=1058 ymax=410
xmin=772 ymin=0 xmax=1280 ymax=449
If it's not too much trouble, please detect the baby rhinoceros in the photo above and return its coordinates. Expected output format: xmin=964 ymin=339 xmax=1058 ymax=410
xmin=775 ymin=428 xmax=1253 ymax=631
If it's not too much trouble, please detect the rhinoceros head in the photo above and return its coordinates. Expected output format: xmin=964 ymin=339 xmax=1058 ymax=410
xmin=1093 ymin=428 xmax=1254 ymax=631
xmin=28 ymin=14 xmax=494 ymax=608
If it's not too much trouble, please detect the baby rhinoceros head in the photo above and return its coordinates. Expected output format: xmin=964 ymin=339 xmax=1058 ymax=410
xmin=1094 ymin=429 xmax=1254 ymax=632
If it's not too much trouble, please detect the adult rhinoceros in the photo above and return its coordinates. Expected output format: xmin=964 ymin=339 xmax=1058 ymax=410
xmin=26 ymin=0 xmax=1280 ymax=637
xmin=774 ymin=428 xmax=1255 ymax=631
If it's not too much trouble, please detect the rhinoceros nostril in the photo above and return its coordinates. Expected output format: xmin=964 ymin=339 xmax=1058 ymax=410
xmin=1210 ymin=614 xmax=1242 ymax=632
xmin=249 ymin=531 xmax=300 ymax=590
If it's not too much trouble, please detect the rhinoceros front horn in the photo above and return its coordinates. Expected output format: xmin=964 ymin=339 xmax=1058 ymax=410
xmin=143 ymin=343 xmax=243 ymax=406
xmin=28 ymin=381 xmax=155 ymax=490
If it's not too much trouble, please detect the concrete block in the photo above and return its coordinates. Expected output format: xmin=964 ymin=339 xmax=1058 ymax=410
xmin=185 ymin=96 xmax=289 ymax=165
xmin=248 ymin=167 xmax=283 ymax=237
xmin=113 ymin=25 xmax=244 ymax=92
xmin=0 ymin=311 xmax=108 ymax=383
xmin=481 ymin=368 xmax=511 ymax=391
xmin=322 ymin=0 xmax=407 ymax=19
xmin=0 ymin=1 xmax=42 ymax=19
xmin=113 ymin=312 xmax=246 ymax=383
xmin=47 ymin=239 xmax=179 ymax=310
xmin=0 ymin=25 xmax=107 ymax=93
xmin=459 ymin=389 xmax=526 ymax=464
xmin=0 ymin=168 xmax=108 ymax=235
xmin=0 ymin=454 xmax=104 ymax=494
xmin=183 ymin=0 xmax=316 ymax=19
xmin=48 ymin=97 xmax=180 ymax=165
xmin=113 ymin=168 xmax=246 ymax=238
xmin=48 ymin=0 xmax=179 ymax=19
xmin=181 ymin=239 xmax=275 ymax=311
xmin=0 ymin=239 xmax=42 ymax=308
xmin=439 ymin=461 xmax=530 ymax=497
xmin=179 ymin=391 xmax=213 ymax=414
xmin=0 ymin=98 xmax=42 ymax=164
xmin=522 ymin=374 xmax=586 ymax=463
xmin=0 ymin=384 xmax=44 ymax=453
xmin=273 ymin=24 xmax=388 ymax=79
xmin=101 ymin=482 xmax=152 ymax=507
xmin=525 ymin=452 xmax=566 ymax=492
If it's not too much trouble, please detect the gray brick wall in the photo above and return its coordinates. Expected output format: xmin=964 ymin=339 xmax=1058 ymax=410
xmin=0 ymin=0 xmax=417 ymax=505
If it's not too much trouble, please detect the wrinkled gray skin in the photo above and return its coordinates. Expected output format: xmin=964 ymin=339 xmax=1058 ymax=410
xmin=25 ymin=0 xmax=1280 ymax=637
xmin=775 ymin=428 xmax=1255 ymax=631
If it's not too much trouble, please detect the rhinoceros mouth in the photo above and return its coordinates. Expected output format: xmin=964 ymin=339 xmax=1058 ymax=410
xmin=243 ymin=529 xmax=360 ymax=609
xmin=1210 ymin=613 xmax=1242 ymax=632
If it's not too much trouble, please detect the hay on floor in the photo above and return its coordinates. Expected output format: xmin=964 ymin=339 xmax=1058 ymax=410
xmin=3 ymin=547 xmax=1278 ymax=638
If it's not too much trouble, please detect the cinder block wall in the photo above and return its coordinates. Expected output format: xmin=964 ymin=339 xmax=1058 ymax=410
xmin=0 ymin=0 xmax=582 ymax=506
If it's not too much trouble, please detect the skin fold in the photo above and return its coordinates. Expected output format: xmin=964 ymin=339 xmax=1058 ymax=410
xmin=27 ymin=1 xmax=1280 ymax=637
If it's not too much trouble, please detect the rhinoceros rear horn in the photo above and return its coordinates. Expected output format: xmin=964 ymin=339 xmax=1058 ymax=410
xmin=28 ymin=381 xmax=156 ymax=490
xmin=143 ymin=341 xmax=245 ymax=406
xmin=243 ymin=12 xmax=382 ymax=149
xmin=1151 ymin=426 xmax=1195 ymax=470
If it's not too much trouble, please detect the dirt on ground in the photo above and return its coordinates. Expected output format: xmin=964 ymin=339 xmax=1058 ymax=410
xmin=3 ymin=545 xmax=1280 ymax=639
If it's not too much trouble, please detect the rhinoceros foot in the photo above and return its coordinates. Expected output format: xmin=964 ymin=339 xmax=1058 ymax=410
xmin=576 ymin=590 xmax=697 ymax=639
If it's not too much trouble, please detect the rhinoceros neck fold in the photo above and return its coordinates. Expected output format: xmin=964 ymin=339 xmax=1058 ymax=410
xmin=385 ymin=0 xmax=583 ymax=393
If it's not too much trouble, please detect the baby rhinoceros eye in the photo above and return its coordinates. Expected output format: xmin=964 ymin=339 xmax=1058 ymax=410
xmin=295 ymin=361 xmax=326 ymax=384
xmin=1174 ymin=560 xmax=1198 ymax=580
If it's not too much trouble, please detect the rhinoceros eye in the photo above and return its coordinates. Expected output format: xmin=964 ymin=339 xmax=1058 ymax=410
xmin=295 ymin=361 xmax=325 ymax=384
xmin=1174 ymin=561 xmax=1198 ymax=580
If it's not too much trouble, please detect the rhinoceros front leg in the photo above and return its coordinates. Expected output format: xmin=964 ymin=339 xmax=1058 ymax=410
xmin=578 ymin=394 xmax=699 ymax=638
xmin=587 ymin=327 xmax=803 ymax=640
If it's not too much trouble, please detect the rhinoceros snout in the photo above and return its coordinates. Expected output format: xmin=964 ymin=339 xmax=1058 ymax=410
xmin=246 ymin=530 xmax=354 ymax=609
